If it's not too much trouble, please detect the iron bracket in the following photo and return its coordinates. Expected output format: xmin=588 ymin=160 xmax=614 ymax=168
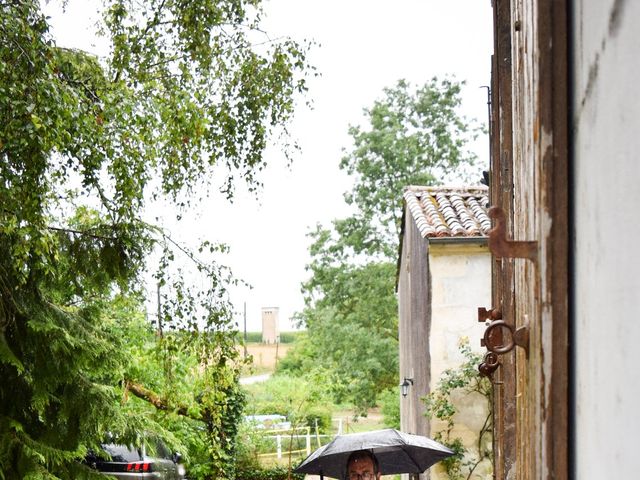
xmin=488 ymin=206 xmax=538 ymax=262
xmin=478 ymin=307 xmax=502 ymax=323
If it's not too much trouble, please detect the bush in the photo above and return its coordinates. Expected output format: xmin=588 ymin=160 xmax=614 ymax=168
xmin=274 ymin=333 xmax=313 ymax=376
xmin=235 ymin=422 xmax=306 ymax=480
xmin=301 ymin=405 xmax=332 ymax=434
xmin=422 ymin=339 xmax=493 ymax=479
xmin=235 ymin=422 xmax=271 ymax=470
xmin=236 ymin=465 xmax=305 ymax=480
xmin=242 ymin=374 xmax=333 ymax=437
xmin=379 ymin=388 xmax=400 ymax=429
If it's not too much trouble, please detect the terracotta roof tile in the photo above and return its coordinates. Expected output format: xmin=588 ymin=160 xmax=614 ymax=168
xmin=403 ymin=186 xmax=490 ymax=238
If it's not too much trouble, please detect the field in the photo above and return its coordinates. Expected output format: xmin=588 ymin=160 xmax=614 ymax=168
xmin=240 ymin=342 xmax=292 ymax=374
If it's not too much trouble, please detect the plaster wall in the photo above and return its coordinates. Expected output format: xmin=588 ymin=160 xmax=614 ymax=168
xmin=572 ymin=0 xmax=640 ymax=477
xmin=427 ymin=243 xmax=491 ymax=480
xmin=428 ymin=244 xmax=490 ymax=383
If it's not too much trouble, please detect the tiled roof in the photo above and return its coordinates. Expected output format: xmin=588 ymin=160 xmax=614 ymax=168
xmin=403 ymin=186 xmax=491 ymax=238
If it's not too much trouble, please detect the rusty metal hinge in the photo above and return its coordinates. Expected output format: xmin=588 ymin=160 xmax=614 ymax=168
xmin=478 ymin=352 xmax=500 ymax=377
xmin=483 ymin=317 xmax=530 ymax=355
xmin=477 ymin=307 xmax=502 ymax=377
xmin=478 ymin=307 xmax=502 ymax=323
xmin=488 ymin=206 xmax=538 ymax=262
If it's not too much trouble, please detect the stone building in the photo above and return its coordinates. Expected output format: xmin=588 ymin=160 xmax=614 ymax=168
xmin=261 ymin=307 xmax=279 ymax=344
xmin=397 ymin=185 xmax=492 ymax=480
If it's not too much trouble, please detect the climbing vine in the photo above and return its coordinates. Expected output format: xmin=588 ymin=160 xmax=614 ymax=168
xmin=423 ymin=339 xmax=493 ymax=480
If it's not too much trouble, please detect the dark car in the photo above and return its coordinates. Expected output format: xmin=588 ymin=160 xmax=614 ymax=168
xmin=86 ymin=442 xmax=185 ymax=479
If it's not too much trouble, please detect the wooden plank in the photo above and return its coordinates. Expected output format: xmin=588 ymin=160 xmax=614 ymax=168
xmin=537 ymin=0 xmax=570 ymax=478
xmin=490 ymin=0 xmax=517 ymax=478
xmin=506 ymin=0 xmax=570 ymax=478
xmin=509 ymin=1 xmax=539 ymax=478
xmin=398 ymin=208 xmax=431 ymax=440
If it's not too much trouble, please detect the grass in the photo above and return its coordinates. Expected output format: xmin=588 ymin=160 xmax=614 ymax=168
xmin=330 ymin=407 xmax=387 ymax=434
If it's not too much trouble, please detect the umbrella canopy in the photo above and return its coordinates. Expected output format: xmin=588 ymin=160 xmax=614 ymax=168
xmin=293 ymin=429 xmax=454 ymax=479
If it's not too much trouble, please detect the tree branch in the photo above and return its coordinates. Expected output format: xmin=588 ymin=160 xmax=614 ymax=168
xmin=124 ymin=379 xmax=202 ymax=421
xmin=47 ymin=225 xmax=117 ymax=242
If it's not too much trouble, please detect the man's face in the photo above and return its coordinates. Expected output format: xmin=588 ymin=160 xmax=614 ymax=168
xmin=347 ymin=456 xmax=378 ymax=480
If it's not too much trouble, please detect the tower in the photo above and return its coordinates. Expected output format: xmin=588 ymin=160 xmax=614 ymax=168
xmin=261 ymin=307 xmax=279 ymax=344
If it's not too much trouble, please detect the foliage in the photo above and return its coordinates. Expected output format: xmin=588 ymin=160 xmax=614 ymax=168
xmin=294 ymin=256 xmax=399 ymax=413
xmin=110 ymin=305 xmax=247 ymax=480
xmin=301 ymin=406 xmax=333 ymax=434
xmin=279 ymin=260 xmax=398 ymax=413
xmin=238 ymin=375 xmax=330 ymax=480
xmin=274 ymin=331 xmax=315 ymax=374
xmin=235 ymin=422 xmax=270 ymax=472
xmin=236 ymin=464 xmax=305 ymax=480
xmin=378 ymin=388 xmax=401 ymax=430
xmin=277 ymin=332 xmax=304 ymax=344
xmin=422 ymin=340 xmax=493 ymax=480
xmin=285 ymin=78 xmax=480 ymax=414
xmin=237 ymin=331 xmax=302 ymax=344
xmin=339 ymin=78 xmax=481 ymax=258
xmin=0 ymin=0 xmax=309 ymax=477
xmin=242 ymin=374 xmax=333 ymax=433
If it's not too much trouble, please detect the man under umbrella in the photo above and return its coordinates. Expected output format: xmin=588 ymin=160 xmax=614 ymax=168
xmin=294 ymin=428 xmax=453 ymax=479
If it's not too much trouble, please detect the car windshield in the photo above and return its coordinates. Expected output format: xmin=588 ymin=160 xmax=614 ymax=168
xmin=101 ymin=444 xmax=143 ymax=462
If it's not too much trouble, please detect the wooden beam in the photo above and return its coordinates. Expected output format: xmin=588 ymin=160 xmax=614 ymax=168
xmin=537 ymin=0 xmax=570 ymax=477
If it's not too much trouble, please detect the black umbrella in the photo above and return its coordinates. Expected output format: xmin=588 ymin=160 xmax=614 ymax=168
xmin=293 ymin=428 xmax=454 ymax=479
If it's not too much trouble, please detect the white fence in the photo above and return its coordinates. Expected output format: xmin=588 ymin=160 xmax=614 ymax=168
xmin=254 ymin=417 xmax=348 ymax=461
xmin=256 ymin=428 xmax=337 ymax=461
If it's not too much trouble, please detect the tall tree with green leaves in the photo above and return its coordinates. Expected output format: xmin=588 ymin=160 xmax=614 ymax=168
xmin=338 ymin=77 xmax=479 ymax=258
xmin=288 ymin=78 xmax=480 ymax=412
xmin=0 ymin=1 xmax=309 ymax=477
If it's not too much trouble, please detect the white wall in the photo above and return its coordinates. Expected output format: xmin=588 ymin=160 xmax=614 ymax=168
xmin=429 ymin=243 xmax=490 ymax=383
xmin=573 ymin=1 xmax=640 ymax=477
xmin=428 ymin=243 xmax=491 ymax=480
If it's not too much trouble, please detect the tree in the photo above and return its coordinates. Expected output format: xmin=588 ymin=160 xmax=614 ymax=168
xmin=0 ymin=1 xmax=309 ymax=477
xmin=281 ymin=263 xmax=398 ymax=412
xmin=295 ymin=229 xmax=399 ymax=412
xmin=278 ymin=224 xmax=399 ymax=414
xmin=339 ymin=78 xmax=480 ymax=258
xmin=291 ymin=78 xmax=480 ymax=412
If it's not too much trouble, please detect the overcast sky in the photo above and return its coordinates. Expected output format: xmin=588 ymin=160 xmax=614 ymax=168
xmin=45 ymin=0 xmax=494 ymax=332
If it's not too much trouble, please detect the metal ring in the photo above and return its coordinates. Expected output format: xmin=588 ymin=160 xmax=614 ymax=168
xmin=484 ymin=351 xmax=499 ymax=367
xmin=483 ymin=320 xmax=515 ymax=354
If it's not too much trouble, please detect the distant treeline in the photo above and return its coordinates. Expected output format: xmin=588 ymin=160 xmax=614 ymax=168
xmin=237 ymin=331 xmax=304 ymax=344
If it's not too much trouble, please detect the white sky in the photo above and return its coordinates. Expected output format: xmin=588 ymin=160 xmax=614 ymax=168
xmin=44 ymin=0 xmax=494 ymax=332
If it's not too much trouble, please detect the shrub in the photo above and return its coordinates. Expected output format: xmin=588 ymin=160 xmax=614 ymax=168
xmin=301 ymin=406 xmax=332 ymax=434
xmin=236 ymin=465 xmax=305 ymax=480
xmin=378 ymin=388 xmax=400 ymax=429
